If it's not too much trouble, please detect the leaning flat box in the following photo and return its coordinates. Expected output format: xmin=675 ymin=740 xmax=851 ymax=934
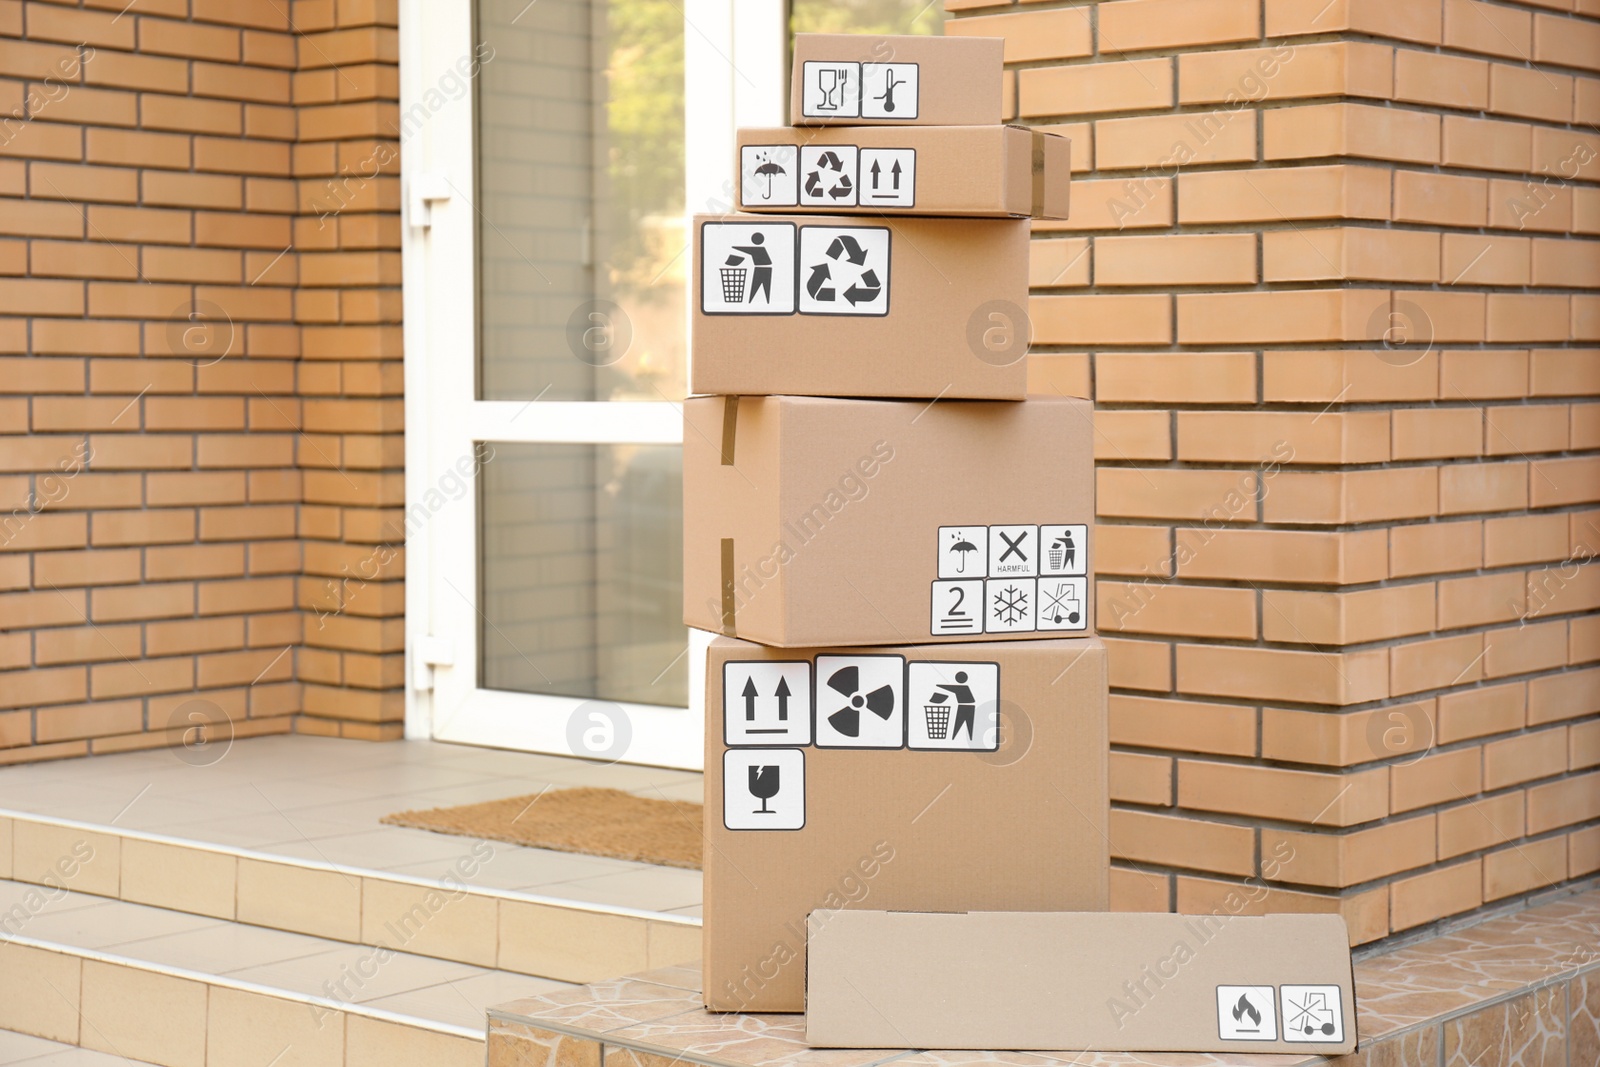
xmin=736 ymin=126 xmax=1070 ymax=218
xmin=790 ymin=34 xmax=1003 ymax=127
xmin=705 ymin=636 xmax=1109 ymax=1013
xmin=691 ymin=213 xmax=1029 ymax=399
xmin=683 ymin=394 xmax=1094 ymax=648
xmin=807 ymin=911 xmax=1356 ymax=1055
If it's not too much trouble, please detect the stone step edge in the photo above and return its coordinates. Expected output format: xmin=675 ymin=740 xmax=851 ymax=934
xmin=1 ymin=807 xmax=701 ymax=925
xmin=5 ymin=930 xmax=481 ymax=1044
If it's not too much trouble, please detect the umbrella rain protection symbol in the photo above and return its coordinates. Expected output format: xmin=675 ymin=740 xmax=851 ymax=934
xmin=753 ymin=151 xmax=785 ymax=200
xmin=950 ymin=531 xmax=977 ymax=573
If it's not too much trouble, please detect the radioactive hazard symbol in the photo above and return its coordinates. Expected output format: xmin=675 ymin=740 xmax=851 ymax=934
xmin=798 ymin=225 xmax=889 ymax=317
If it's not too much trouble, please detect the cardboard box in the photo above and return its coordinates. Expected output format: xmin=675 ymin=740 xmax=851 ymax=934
xmin=736 ymin=126 xmax=1070 ymax=219
xmin=690 ymin=213 xmax=1029 ymax=399
xmin=806 ymin=911 xmax=1357 ymax=1055
xmin=683 ymin=394 xmax=1094 ymax=648
xmin=705 ymin=636 xmax=1109 ymax=1013
xmin=790 ymin=34 xmax=1004 ymax=127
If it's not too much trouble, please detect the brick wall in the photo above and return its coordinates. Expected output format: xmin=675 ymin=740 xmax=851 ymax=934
xmin=0 ymin=0 xmax=403 ymax=760
xmin=951 ymin=0 xmax=1600 ymax=941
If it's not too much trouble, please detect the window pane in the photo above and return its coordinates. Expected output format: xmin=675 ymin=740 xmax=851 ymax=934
xmin=476 ymin=0 xmax=688 ymax=402
xmin=789 ymin=0 xmax=944 ymax=36
xmin=480 ymin=442 xmax=687 ymax=706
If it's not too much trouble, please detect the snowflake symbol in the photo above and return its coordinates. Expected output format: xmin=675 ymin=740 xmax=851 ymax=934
xmin=992 ymin=584 xmax=1029 ymax=625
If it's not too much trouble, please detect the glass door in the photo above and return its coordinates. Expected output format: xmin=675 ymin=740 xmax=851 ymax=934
xmin=401 ymin=0 xmax=783 ymax=768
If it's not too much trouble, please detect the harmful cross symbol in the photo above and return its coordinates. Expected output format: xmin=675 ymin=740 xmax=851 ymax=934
xmin=998 ymin=530 xmax=1029 ymax=562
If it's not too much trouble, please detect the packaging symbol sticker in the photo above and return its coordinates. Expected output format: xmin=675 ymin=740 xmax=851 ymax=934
xmin=937 ymin=526 xmax=989 ymax=579
xmin=931 ymin=579 xmax=984 ymax=636
xmin=724 ymin=661 xmax=811 ymax=746
xmin=988 ymin=524 xmax=1039 ymax=577
xmin=861 ymin=62 xmax=918 ymax=119
xmin=701 ymin=221 xmax=796 ymax=315
xmin=1280 ymin=986 xmax=1343 ymax=1043
xmin=906 ymin=662 xmax=999 ymax=750
xmin=798 ymin=226 xmax=890 ymax=316
xmin=740 ymin=145 xmax=799 ymax=207
xmin=930 ymin=523 xmax=1089 ymax=635
xmin=985 ymin=579 xmax=1037 ymax=633
xmin=724 ymin=748 xmax=805 ymax=830
xmin=800 ymin=145 xmax=859 ymax=207
xmin=859 ymin=148 xmax=915 ymax=207
xmin=1036 ymin=577 xmax=1088 ymax=632
xmin=1039 ymin=524 xmax=1088 ymax=576
xmin=1217 ymin=986 xmax=1278 ymax=1041
xmin=801 ymin=60 xmax=862 ymax=118
xmin=815 ymin=655 xmax=905 ymax=748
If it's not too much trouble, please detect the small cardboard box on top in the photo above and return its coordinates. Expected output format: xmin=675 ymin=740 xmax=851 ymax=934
xmin=807 ymin=911 xmax=1357 ymax=1055
xmin=705 ymin=635 xmax=1109 ymax=1013
xmin=791 ymin=34 xmax=1004 ymax=127
xmin=736 ymin=126 xmax=1070 ymax=218
xmin=690 ymin=213 xmax=1029 ymax=399
xmin=682 ymin=394 xmax=1094 ymax=648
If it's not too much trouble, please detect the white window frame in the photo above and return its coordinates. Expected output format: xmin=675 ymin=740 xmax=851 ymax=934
xmin=398 ymin=0 xmax=785 ymax=769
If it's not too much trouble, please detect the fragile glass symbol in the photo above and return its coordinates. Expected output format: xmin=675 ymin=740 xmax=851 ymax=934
xmin=1285 ymin=992 xmax=1338 ymax=1037
xmin=749 ymin=765 xmax=781 ymax=814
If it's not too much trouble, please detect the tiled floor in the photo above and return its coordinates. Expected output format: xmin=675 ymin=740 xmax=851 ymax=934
xmin=0 ymin=877 xmax=571 ymax=1034
xmin=0 ymin=735 xmax=706 ymax=916
xmin=0 ymin=1029 xmax=156 ymax=1066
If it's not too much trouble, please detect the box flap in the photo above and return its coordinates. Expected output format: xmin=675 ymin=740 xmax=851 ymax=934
xmin=806 ymin=910 xmax=1356 ymax=1053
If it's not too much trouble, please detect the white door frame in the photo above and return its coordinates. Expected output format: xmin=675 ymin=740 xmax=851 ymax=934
xmin=398 ymin=0 xmax=785 ymax=769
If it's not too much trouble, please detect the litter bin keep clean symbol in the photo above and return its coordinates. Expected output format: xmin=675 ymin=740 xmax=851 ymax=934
xmin=722 ymin=233 xmax=774 ymax=305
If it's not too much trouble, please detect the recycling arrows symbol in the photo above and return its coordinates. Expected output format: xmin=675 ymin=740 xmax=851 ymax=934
xmin=807 ymin=234 xmax=880 ymax=306
xmin=803 ymin=150 xmax=854 ymax=201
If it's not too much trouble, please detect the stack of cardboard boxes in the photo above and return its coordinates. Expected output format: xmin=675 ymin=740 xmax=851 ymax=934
xmin=677 ymin=34 xmax=1359 ymax=1056
xmin=683 ymin=32 xmax=1107 ymax=1016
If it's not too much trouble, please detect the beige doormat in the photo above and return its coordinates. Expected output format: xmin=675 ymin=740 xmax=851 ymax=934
xmin=381 ymin=786 xmax=704 ymax=870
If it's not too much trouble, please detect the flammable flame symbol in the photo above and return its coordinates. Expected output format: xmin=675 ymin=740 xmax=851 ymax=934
xmin=1232 ymin=994 xmax=1262 ymax=1026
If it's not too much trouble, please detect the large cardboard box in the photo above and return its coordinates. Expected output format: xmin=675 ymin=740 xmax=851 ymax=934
xmin=807 ymin=911 xmax=1357 ymax=1055
xmin=736 ymin=126 xmax=1070 ymax=219
xmin=683 ymin=394 xmax=1094 ymax=648
xmin=705 ymin=636 xmax=1109 ymax=1013
xmin=690 ymin=213 xmax=1029 ymax=399
xmin=790 ymin=34 xmax=1004 ymax=127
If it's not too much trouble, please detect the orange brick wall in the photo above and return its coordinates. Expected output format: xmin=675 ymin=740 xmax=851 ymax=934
xmin=0 ymin=0 xmax=403 ymax=760
xmin=950 ymin=0 xmax=1600 ymax=941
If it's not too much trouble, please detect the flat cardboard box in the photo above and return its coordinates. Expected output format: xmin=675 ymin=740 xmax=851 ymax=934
xmin=705 ymin=636 xmax=1108 ymax=1013
xmin=736 ymin=126 xmax=1070 ymax=219
xmin=690 ymin=213 xmax=1029 ymax=399
xmin=806 ymin=911 xmax=1357 ymax=1055
xmin=683 ymin=394 xmax=1094 ymax=648
xmin=790 ymin=34 xmax=1004 ymax=127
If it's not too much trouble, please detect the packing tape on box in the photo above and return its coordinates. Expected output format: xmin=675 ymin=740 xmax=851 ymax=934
xmin=720 ymin=395 xmax=738 ymax=465
xmin=720 ymin=537 xmax=737 ymax=636
xmin=1031 ymin=131 xmax=1047 ymax=219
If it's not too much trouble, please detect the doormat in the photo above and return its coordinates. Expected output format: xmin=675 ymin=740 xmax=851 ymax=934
xmin=381 ymin=786 xmax=704 ymax=870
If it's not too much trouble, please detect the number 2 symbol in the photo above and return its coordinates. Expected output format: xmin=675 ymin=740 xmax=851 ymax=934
xmin=948 ymin=587 xmax=966 ymax=616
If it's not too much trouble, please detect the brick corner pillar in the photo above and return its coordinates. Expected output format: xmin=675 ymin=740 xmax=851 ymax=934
xmin=948 ymin=0 xmax=1600 ymax=943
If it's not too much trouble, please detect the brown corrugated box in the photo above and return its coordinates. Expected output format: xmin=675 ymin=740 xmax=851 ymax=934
xmin=705 ymin=636 xmax=1109 ymax=1013
xmin=790 ymin=34 xmax=1004 ymax=127
xmin=736 ymin=126 xmax=1070 ymax=219
xmin=690 ymin=213 xmax=1029 ymax=399
xmin=682 ymin=394 xmax=1094 ymax=648
xmin=806 ymin=911 xmax=1357 ymax=1055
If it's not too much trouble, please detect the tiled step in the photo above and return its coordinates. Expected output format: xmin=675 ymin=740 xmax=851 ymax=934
xmin=0 ymin=877 xmax=568 ymax=1067
xmin=0 ymin=737 xmax=703 ymax=983
xmin=0 ymin=1028 xmax=164 ymax=1066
